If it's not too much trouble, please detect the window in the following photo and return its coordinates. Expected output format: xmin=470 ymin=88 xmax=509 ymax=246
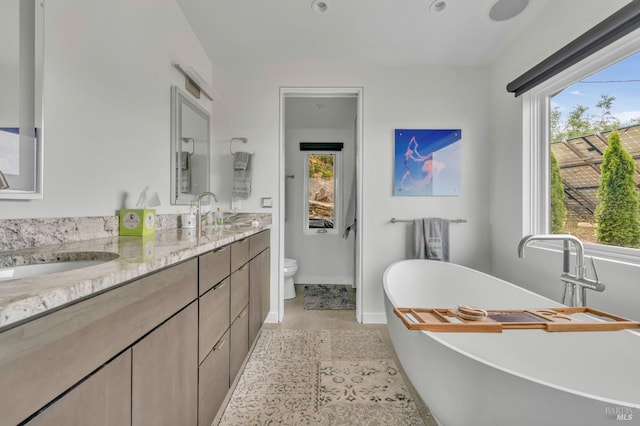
xmin=524 ymin=30 xmax=640 ymax=258
xmin=303 ymin=152 xmax=340 ymax=234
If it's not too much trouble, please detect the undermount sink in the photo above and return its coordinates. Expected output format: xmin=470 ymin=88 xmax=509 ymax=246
xmin=0 ymin=252 xmax=119 ymax=282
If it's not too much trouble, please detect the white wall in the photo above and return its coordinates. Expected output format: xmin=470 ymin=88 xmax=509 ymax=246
xmin=210 ymin=62 xmax=491 ymax=322
xmin=284 ymin=125 xmax=355 ymax=285
xmin=0 ymin=0 xmax=211 ymax=219
xmin=488 ymin=0 xmax=640 ymax=321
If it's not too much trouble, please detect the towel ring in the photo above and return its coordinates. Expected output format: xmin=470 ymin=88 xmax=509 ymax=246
xmin=230 ymin=137 xmax=254 ymax=155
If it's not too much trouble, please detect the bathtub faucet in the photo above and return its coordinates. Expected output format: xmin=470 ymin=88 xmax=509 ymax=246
xmin=517 ymin=234 xmax=605 ymax=307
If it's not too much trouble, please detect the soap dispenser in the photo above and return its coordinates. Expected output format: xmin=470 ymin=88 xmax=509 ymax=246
xmin=181 ymin=203 xmax=197 ymax=229
xmin=214 ymin=208 xmax=224 ymax=229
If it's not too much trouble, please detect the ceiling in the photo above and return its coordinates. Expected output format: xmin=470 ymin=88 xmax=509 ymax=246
xmin=285 ymin=97 xmax=358 ymax=129
xmin=177 ymin=0 xmax=552 ymax=67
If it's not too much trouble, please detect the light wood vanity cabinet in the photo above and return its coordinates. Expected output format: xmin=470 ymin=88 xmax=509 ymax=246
xmin=249 ymin=231 xmax=270 ymax=345
xmin=0 ymin=258 xmax=198 ymax=426
xmin=0 ymin=230 xmax=271 ymax=426
xmin=197 ymin=231 xmax=270 ymax=425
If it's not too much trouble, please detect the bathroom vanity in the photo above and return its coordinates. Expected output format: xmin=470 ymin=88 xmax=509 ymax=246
xmin=0 ymin=221 xmax=271 ymax=426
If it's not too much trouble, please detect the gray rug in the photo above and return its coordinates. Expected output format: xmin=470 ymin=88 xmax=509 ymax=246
xmin=303 ymin=285 xmax=355 ymax=310
xmin=217 ymin=329 xmax=426 ymax=425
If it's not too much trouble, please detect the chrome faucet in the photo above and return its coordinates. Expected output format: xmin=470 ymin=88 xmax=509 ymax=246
xmin=518 ymin=234 xmax=605 ymax=307
xmin=196 ymin=192 xmax=218 ymax=232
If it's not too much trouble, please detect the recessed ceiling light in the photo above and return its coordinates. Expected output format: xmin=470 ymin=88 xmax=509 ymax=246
xmin=489 ymin=0 xmax=529 ymax=22
xmin=430 ymin=0 xmax=447 ymax=13
xmin=311 ymin=0 xmax=329 ymax=14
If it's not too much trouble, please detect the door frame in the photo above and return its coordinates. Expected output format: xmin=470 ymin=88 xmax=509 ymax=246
xmin=278 ymin=87 xmax=364 ymax=322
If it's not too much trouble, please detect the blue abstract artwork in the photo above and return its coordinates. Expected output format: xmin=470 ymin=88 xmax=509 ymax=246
xmin=394 ymin=129 xmax=461 ymax=196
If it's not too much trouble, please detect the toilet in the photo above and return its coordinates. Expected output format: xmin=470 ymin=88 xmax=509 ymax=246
xmin=283 ymin=258 xmax=298 ymax=299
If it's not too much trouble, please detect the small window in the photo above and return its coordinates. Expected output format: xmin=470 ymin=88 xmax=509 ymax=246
xmin=304 ymin=152 xmax=340 ymax=234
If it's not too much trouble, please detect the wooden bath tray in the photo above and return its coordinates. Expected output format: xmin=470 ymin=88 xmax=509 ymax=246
xmin=393 ymin=307 xmax=640 ymax=333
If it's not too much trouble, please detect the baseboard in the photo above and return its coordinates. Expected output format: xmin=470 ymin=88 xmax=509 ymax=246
xmin=362 ymin=312 xmax=387 ymax=324
xmin=295 ymin=276 xmax=352 ymax=285
xmin=264 ymin=311 xmax=279 ymax=323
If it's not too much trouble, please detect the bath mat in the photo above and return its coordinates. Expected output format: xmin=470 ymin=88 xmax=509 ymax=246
xmin=216 ymin=329 xmax=429 ymax=425
xmin=303 ymin=285 xmax=355 ymax=310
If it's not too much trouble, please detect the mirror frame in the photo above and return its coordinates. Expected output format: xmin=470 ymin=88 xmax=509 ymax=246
xmin=170 ymin=86 xmax=211 ymax=205
xmin=0 ymin=0 xmax=44 ymax=200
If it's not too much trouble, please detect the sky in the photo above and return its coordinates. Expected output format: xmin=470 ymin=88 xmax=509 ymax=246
xmin=551 ymin=51 xmax=640 ymax=127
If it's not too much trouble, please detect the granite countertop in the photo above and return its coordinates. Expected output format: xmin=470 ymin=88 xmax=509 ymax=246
xmin=0 ymin=214 xmax=272 ymax=332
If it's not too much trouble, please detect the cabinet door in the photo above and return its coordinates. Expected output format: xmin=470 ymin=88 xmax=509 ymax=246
xmin=198 ymin=330 xmax=230 ymax=426
xmin=249 ymin=248 xmax=270 ymax=345
xmin=132 ymin=302 xmax=198 ymax=426
xmin=26 ymin=350 xmax=132 ymax=426
xmin=229 ymin=306 xmax=249 ymax=384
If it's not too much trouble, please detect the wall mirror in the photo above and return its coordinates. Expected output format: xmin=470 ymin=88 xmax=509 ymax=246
xmin=170 ymin=86 xmax=211 ymax=205
xmin=0 ymin=0 xmax=44 ymax=199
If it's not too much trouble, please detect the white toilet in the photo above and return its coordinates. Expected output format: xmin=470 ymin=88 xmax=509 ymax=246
xmin=283 ymin=258 xmax=298 ymax=299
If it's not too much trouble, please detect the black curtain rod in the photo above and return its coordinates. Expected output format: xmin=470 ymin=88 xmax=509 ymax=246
xmin=507 ymin=0 xmax=640 ymax=97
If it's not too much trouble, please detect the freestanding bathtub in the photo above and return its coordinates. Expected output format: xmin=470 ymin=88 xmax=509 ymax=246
xmin=383 ymin=259 xmax=640 ymax=426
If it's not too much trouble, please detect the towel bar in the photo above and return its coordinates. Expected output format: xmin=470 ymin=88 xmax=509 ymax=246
xmin=390 ymin=217 xmax=467 ymax=224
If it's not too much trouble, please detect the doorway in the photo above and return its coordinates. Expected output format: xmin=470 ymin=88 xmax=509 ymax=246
xmin=278 ymin=87 xmax=363 ymax=323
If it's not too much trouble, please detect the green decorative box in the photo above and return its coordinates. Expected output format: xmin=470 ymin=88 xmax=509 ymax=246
xmin=119 ymin=209 xmax=156 ymax=236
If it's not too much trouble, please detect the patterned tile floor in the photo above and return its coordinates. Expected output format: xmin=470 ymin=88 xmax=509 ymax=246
xmin=214 ymin=285 xmax=436 ymax=426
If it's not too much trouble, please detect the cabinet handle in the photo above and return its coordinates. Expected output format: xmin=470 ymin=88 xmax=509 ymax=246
xmin=239 ymin=264 xmax=249 ymax=271
xmin=238 ymin=238 xmax=248 ymax=243
xmin=213 ymin=280 xmax=227 ymax=290
xmin=238 ymin=308 xmax=248 ymax=319
xmin=213 ymin=338 xmax=227 ymax=351
xmin=214 ymin=246 xmax=227 ymax=253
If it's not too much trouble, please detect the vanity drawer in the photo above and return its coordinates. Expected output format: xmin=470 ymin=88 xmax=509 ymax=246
xmin=231 ymin=238 xmax=250 ymax=272
xmin=198 ymin=330 xmax=230 ymax=426
xmin=199 ymin=278 xmax=230 ymax=364
xmin=230 ymin=264 xmax=249 ymax=320
xmin=229 ymin=307 xmax=249 ymax=384
xmin=249 ymin=230 xmax=270 ymax=259
xmin=199 ymin=246 xmax=231 ymax=295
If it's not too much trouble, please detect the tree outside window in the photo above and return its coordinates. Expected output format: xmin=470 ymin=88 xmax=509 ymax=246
xmin=550 ymin=51 xmax=640 ymax=248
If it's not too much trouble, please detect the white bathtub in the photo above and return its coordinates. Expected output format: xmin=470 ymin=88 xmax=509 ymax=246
xmin=383 ymin=259 xmax=640 ymax=426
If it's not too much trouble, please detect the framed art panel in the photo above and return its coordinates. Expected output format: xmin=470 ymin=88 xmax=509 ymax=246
xmin=394 ymin=129 xmax=461 ymax=196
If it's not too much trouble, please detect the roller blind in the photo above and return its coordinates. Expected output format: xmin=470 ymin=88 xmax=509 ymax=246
xmin=507 ymin=0 xmax=640 ymax=97
xmin=299 ymin=142 xmax=343 ymax=151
